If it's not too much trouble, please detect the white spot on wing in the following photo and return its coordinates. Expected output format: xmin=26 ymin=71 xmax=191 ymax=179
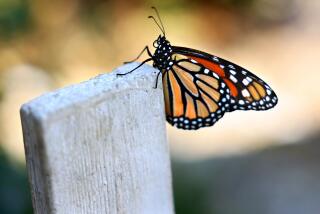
xmin=230 ymin=70 xmax=236 ymax=75
xmin=242 ymin=89 xmax=250 ymax=97
xmin=212 ymin=73 xmax=219 ymax=79
xmin=242 ymin=79 xmax=249 ymax=86
xmin=266 ymin=89 xmax=272 ymax=95
xmin=230 ymin=75 xmax=238 ymax=83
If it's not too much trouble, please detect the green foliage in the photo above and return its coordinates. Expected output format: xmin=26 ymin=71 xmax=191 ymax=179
xmin=172 ymin=159 xmax=217 ymax=214
xmin=0 ymin=147 xmax=32 ymax=214
xmin=0 ymin=0 xmax=31 ymax=39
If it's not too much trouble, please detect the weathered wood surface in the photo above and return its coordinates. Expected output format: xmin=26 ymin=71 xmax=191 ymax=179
xmin=20 ymin=63 xmax=174 ymax=214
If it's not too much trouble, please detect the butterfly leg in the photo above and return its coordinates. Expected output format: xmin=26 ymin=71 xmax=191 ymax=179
xmin=153 ymin=71 xmax=162 ymax=89
xmin=124 ymin=46 xmax=153 ymax=64
xmin=117 ymin=58 xmax=153 ymax=76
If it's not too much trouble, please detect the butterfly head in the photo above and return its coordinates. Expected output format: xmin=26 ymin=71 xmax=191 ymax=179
xmin=152 ymin=35 xmax=173 ymax=71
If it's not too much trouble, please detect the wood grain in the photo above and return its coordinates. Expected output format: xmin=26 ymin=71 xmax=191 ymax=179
xmin=20 ymin=63 xmax=174 ymax=214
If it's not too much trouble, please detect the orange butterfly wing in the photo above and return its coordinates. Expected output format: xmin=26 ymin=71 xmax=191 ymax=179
xmin=162 ymin=55 xmax=231 ymax=130
xmin=172 ymin=46 xmax=278 ymax=112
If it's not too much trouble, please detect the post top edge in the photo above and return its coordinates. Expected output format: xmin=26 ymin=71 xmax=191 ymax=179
xmin=21 ymin=63 xmax=160 ymax=121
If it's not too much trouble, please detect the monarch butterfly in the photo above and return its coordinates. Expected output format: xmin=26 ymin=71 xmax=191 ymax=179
xmin=118 ymin=7 xmax=278 ymax=130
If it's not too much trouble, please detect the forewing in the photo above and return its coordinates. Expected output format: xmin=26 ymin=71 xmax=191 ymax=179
xmin=172 ymin=46 xmax=278 ymax=112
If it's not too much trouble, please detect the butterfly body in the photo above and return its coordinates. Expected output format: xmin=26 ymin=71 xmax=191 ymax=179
xmin=119 ymin=8 xmax=278 ymax=130
xmin=152 ymin=36 xmax=173 ymax=71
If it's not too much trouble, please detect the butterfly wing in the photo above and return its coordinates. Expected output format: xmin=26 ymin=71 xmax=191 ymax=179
xmin=172 ymin=46 xmax=278 ymax=112
xmin=162 ymin=55 xmax=231 ymax=130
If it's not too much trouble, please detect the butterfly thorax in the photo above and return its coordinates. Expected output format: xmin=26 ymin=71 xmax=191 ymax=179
xmin=152 ymin=36 xmax=173 ymax=72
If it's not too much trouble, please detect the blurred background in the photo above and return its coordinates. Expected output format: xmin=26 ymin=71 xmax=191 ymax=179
xmin=0 ymin=0 xmax=320 ymax=213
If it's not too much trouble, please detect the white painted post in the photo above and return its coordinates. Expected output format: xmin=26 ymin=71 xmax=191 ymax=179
xmin=20 ymin=63 xmax=174 ymax=214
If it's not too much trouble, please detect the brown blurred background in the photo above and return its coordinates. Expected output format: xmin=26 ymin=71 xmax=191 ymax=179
xmin=0 ymin=0 xmax=320 ymax=213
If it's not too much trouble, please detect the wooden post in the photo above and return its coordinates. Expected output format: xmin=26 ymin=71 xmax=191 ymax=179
xmin=20 ymin=63 xmax=174 ymax=214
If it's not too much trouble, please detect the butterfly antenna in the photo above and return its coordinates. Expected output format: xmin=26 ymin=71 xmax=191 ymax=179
xmin=151 ymin=7 xmax=166 ymax=36
xmin=148 ymin=16 xmax=165 ymax=36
